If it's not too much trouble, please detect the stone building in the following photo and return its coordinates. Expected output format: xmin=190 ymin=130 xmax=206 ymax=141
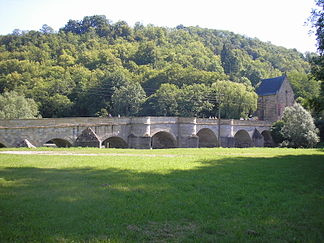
xmin=256 ymin=75 xmax=294 ymax=122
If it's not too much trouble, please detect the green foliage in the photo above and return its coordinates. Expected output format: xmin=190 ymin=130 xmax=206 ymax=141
xmin=177 ymin=84 xmax=213 ymax=117
xmin=0 ymin=16 xmax=316 ymax=118
xmin=307 ymin=1 xmax=324 ymax=120
xmin=280 ymin=103 xmax=319 ymax=148
xmin=112 ymin=82 xmax=146 ymax=116
xmin=60 ymin=15 xmax=112 ymax=37
xmin=315 ymin=119 xmax=324 ymax=142
xmin=40 ymin=94 xmax=73 ymax=118
xmin=0 ymin=91 xmax=39 ymax=119
xmin=40 ymin=24 xmax=55 ymax=34
xmin=221 ymin=44 xmax=240 ymax=76
xmin=133 ymin=41 xmax=156 ymax=65
xmin=287 ymin=71 xmax=320 ymax=99
xmin=95 ymin=108 xmax=109 ymax=117
xmin=211 ymin=81 xmax=257 ymax=119
xmin=270 ymin=120 xmax=285 ymax=144
xmin=308 ymin=0 xmax=324 ymax=54
xmin=150 ymin=83 xmax=180 ymax=116
xmin=307 ymin=56 xmax=324 ymax=119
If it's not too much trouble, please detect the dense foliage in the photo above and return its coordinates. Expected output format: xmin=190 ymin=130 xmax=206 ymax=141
xmin=306 ymin=0 xmax=324 ymax=141
xmin=270 ymin=120 xmax=285 ymax=144
xmin=0 ymin=15 xmax=319 ymax=118
xmin=272 ymin=104 xmax=319 ymax=148
xmin=309 ymin=0 xmax=324 ymax=55
xmin=0 ymin=91 xmax=39 ymax=119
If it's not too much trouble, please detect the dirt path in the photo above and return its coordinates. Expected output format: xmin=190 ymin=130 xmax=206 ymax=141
xmin=0 ymin=150 xmax=177 ymax=157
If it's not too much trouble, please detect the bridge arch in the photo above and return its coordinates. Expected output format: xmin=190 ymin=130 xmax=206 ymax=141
xmin=102 ymin=136 xmax=128 ymax=148
xmin=0 ymin=135 xmax=9 ymax=148
xmin=197 ymin=128 xmax=219 ymax=148
xmin=44 ymin=138 xmax=72 ymax=148
xmin=261 ymin=130 xmax=274 ymax=147
xmin=234 ymin=130 xmax=252 ymax=147
xmin=252 ymin=128 xmax=264 ymax=147
xmin=151 ymin=131 xmax=177 ymax=149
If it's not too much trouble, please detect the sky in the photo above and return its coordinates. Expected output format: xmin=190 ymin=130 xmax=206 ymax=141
xmin=0 ymin=0 xmax=319 ymax=53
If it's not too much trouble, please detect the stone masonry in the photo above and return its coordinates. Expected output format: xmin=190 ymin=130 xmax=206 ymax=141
xmin=256 ymin=76 xmax=295 ymax=122
xmin=0 ymin=117 xmax=272 ymax=148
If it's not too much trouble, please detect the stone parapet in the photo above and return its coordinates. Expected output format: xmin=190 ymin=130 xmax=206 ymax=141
xmin=231 ymin=119 xmax=272 ymax=126
xmin=0 ymin=117 xmax=130 ymax=128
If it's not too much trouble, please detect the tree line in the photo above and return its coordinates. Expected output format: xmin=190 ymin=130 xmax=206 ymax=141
xmin=0 ymin=15 xmax=321 ymax=119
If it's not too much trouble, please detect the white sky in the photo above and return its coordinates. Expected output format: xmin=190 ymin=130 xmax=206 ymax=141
xmin=0 ymin=0 xmax=318 ymax=53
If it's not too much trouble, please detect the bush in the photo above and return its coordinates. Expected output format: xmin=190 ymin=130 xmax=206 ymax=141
xmin=280 ymin=103 xmax=319 ymax=148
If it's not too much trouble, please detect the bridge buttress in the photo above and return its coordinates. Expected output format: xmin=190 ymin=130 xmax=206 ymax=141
xmin=177 ymin=117 xmax=198 ymax=148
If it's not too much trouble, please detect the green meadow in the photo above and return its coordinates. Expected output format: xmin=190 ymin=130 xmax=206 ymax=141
xmin=0 ymin=148 xmax=323 ymax=242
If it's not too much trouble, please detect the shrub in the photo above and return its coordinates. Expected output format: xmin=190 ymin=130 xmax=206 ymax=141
xmin=281 ymin=103 xmax=319 ymax=148
xmin=270 ymin=120 xmax=285 ymax=144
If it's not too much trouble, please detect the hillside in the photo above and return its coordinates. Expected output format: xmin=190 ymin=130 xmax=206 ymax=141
xmin=0 ymin=15 xmax=319 ymax=118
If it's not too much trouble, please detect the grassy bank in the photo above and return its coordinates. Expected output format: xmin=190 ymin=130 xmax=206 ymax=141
xmin=0 ymin=148 xmax=323 ymax=242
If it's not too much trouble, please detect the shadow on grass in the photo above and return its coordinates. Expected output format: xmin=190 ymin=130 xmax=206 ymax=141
xmin=0 ymin=154 xmax=323 ymax=242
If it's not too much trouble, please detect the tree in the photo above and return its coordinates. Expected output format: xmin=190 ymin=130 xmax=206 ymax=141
xmin=81 ymin=15 xmax=110 ymax=35
xmin=308 ymin=0 xmax=324 ymax=54
xmin=111 ymin=21 xmax=133 ymax=39
xmin=0 ymin=91 xmax=39 ymax=119
xmin=133 ymin=41 xmax=156 ymax=66
xmin=40 ymin=94 xmax=73 ymax=118
xmin=40 ymin=24 xmax=55 ymax=34
xmin=111 ymin=82 xmax=146 ymax=116
xmin=307 ymin=0 xmax=324 ymax=141
xmin=177 ymin=84 xmax=213 ymax=117
xmin=220 ymin=45 xmax=240 ymax=76
xmin=60 ymin=19 xmax=82 ymax=34
xmin=0 ymin=17 xmax=315 ymax=119
xmin=57 ymin=50 xmax=76 ymax=66
xmin=151 ymin=83 xmax=180 ymax=116
xmin=280 ymin=103 xmax=319 ymax=148
xmin=60 ymin=15 xmax=111 ymax=37
xmin=287 ymin=71 xmax=320 ymax=100
xmin=211 ymin=81 xmax=257 ymax=119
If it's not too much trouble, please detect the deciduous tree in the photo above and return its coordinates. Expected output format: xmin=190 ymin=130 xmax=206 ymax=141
xmin=211 ymin=81 xmax=257 ymax=119
xmin=151 ymin=83 xmax=180 ymax=116
xmin=177 ymin=84 xmax=213 ymax=117
xmin=112 ymin=82 xmax=146 ymax=116
xmin=0 ymin=91 xmax=39 ymax=119
xmin=281 ymin=103 xmax=319 ymax=147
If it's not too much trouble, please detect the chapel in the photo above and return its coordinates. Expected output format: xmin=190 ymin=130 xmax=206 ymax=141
xmin=256 ymin=75 xmax=294 ymax=122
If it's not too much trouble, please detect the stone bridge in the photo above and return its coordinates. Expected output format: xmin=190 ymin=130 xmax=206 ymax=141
xmin=0 ymin=117 xmax=273 ymax=149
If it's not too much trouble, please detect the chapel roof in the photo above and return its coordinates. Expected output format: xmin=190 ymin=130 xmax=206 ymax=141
xmin=256 ymin=75 xmax=286 ymax=96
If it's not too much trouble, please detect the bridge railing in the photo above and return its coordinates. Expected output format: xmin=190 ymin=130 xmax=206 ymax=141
xmin=0 ymin=116 xmax=272 ymax=129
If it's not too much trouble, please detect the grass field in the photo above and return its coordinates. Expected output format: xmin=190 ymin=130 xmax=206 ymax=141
xmin=0 ymin=147 xmax=323 ymax=242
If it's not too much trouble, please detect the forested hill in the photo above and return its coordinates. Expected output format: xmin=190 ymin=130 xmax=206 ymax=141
xmin=0 ymin=15 xmax=320 ymax=118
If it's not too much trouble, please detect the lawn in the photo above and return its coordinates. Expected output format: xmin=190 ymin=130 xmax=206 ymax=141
xmin=0 ymin=147 xmax=323 ymax=242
